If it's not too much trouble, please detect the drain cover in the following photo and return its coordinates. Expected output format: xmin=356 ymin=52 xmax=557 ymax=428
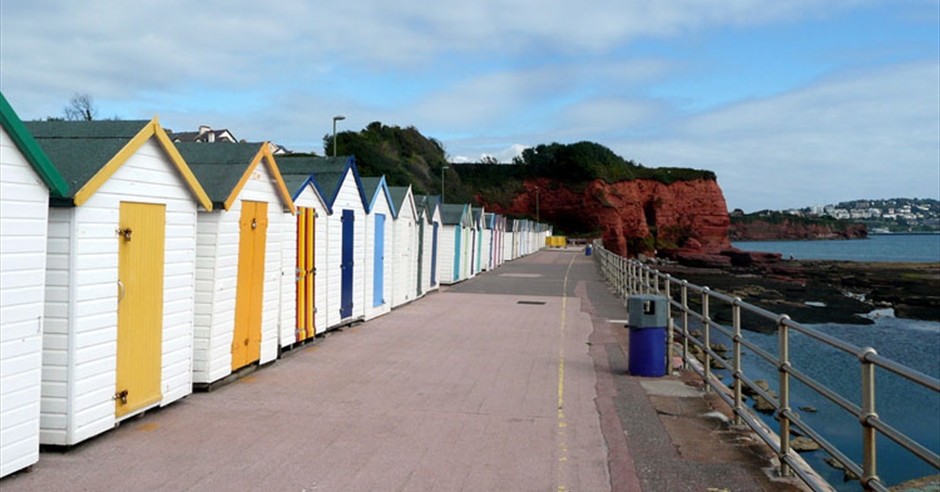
xmin=517 ymin=300 xmax=547 ymax=305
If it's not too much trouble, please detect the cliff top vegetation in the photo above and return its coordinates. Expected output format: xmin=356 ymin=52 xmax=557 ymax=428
xmin=324 ymin=121 xmax=716 ymax=206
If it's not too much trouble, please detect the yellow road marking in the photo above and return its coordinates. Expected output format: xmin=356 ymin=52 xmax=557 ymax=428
xmin=556 ymin=254 xmax=576 ymax=492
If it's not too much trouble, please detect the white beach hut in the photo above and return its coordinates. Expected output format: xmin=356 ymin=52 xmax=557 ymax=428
xmin=309 ymin=157 xmax=369 ymax=329
xmin=274 ymin=157 xmax=332 ymax=348
xmin=26 ymin=118 xmax=212 ymax=446
xmin=175 ymin=143 xmax=295 ymax=386
xmin=415 ymin=195 xmax=441 ymax=295
xmin=388 ymin=186 xmax=418 ymax=308
xmin=439 ymin=203 xmax=472 ymax=285
xmin=0 ymin=94 xmax=69 ymax=477
xmin=360 ymin=177 xmax=395 ymax=320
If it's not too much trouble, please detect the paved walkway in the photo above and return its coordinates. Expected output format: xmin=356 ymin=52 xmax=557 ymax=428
xmin=2 ymin=249 xmax=806 ymax=492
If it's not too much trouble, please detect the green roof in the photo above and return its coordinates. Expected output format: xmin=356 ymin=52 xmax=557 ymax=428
xmin=0 ymin=93 xmax=69 ymax=197
xmin=175 ymin=142 xmax=265 ymax=206
xmin=24 ymin=120 xmax=151 ymax=200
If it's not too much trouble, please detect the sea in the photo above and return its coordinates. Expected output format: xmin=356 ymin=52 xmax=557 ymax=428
xmin=732 ymin=233 xmax=940 ymax=263
xmin=713 ymin=234 xmax=940 ymax=490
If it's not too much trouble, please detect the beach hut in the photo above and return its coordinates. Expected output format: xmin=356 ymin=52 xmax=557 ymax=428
xmin=388 ymin=186 xmax=418 ymax=308
xmin=494 ymin=214 xmax=506 ymax=267
xmin=483 ymin=213 xmax=496 ymax=271
xmin=415 ymin=195 xmax=441 ymax=294
xmin=0 ymin=94 xmax=69 ymax=477
xmin=175 ymin=143 xmax=295 ymax=386
xmin=472 ymin=207 xmax=488 ymax=273
xmin=274 ymin=156 xmax=331 ymax=347
xmin=283 ymin=156 xmax=369 ymax=329
xmin=439 ymin=203 xmax=472 ymax=285
xmin=25 ymin=118 xmax=212 ymax=446
xmin=360 ymin=177 xmax=395 ymax=320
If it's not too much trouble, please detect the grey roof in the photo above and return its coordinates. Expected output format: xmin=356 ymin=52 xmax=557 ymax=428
xmin=275 ymin=155 xmax=365 ymax=211
xmin=24 ymin=120 xmax=151 ymax=200
xmin=388 ymin=186 xmax=410 ymax=213
xmin=174 ymin=142 xmax=265 ymax=206
xmin=441 ymin=203 xmax=468 ymax=226
xmin=360 ymin=177 xmax=382 ymax=203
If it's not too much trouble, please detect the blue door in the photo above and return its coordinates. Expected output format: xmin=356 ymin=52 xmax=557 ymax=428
xmin=341 ymin=209 xmax=354 ymax=318
xmin=373 ymin=214 xmax=385 ymax=307
xmin=430 ymin=223 xmax=438 ymax=286
xmin=476 ymin=228 xmax=483 ymax=273
xmin=453 ymin=227 xmax=461 ymax=282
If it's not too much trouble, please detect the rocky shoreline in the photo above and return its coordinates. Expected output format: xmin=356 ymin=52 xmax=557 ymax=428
xmin=649 ymin=258 xmax=939 ymax=332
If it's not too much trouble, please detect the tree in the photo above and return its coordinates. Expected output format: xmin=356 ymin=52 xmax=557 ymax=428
xmin=63 ymin=93 xmax=98 ymax=121
xmin=480 ymin=155 xmax=500 ymax=164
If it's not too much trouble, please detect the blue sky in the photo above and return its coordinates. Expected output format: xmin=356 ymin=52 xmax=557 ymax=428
xmin=1 ymin=0 xmax=937 ymax=212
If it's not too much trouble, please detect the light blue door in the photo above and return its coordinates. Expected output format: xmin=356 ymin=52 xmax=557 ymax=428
xmin=372 ymin=214 xmax=385 ymax=307
xmin=373 ymin=213 xmax=385 ymax=307
xmin=454 ymin=227 xmax=461 ymax=281
xmin=431 ymin=223 xmax=438 ymax=286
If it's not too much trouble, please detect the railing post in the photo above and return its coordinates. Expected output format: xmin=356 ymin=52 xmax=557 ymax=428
xmin=702 ymin=287 xmax=711 ymax=392
xmin=627 ymin=261 xmax=634 ymax=295
xmin=778 ymin=315 xmax=792 ymax=477
xmin=665 ymin=275 xmax=673 ymax=375
xmin=681 ymin=281 xmax=689 ymax=370
xmin=732 ymin=298 xmax=743 ymax=427
xmin=617 ymin=255 xmax=627 ymax=299
xmin=860 ymin=347 xmax=879 ymax=489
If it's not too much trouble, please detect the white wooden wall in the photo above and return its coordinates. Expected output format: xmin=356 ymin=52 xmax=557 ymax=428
xmin=391 ymin=206 xmax=416 ymax=308
xmin=364 ymin=197 xmax=392 ymax=320
xmin=438 ymin=225 xmax=456 ymax=285
xmin=41 ymin=138 xmax=198 ymax=446
xmin=325 ymin=171 xmax=365 ymax=328
xmin=278 ymin=185 xmax=330 ymax=348
xmin=192 ymin=163 xmax=284 ymax=384
xmin=0 ymin=127 xmax=49 ymax=477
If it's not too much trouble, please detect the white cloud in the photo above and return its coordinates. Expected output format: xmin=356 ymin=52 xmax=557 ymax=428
xmin=622 ymin=61 xmax=940 ymax=211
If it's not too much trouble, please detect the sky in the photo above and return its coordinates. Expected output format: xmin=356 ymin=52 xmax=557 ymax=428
xmin=1 ymin=1 xmax=937 ymax=212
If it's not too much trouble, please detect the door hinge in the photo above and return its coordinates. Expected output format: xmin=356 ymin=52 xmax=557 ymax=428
xmin=114 ymin=389 xmax=128 ymax=405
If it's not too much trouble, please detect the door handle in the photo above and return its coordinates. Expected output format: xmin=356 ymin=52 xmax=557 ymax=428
xmin=117 ymin=280 xmax=125 ymax=303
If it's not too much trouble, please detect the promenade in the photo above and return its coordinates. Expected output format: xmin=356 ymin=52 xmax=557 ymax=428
xmin=1 ymin=249 xmax=804 ymax=491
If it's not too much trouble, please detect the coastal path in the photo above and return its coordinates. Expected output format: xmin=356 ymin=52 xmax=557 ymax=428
xmin=1 ymin=249 xmax=804 ymax=491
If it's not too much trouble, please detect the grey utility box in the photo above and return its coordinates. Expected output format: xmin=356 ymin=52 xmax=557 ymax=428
xmin=627 ymin=294 xmax=668 ymax=329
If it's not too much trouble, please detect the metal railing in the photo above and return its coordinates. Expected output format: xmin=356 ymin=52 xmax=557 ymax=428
xmin=593 ymin=241 xmax=940 ymax=492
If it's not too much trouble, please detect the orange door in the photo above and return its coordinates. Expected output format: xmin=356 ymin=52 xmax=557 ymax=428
xmin=232 ymin=201 xmax=268 ymax=370
xmin=116 ymin=202 xmax=165 ymax=418
xmin=295 ymin=207 xmax=315 ymax=341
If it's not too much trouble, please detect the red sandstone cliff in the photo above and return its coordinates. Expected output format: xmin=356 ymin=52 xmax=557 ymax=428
xmin=479 ymin=177 xmax=731 ymax=257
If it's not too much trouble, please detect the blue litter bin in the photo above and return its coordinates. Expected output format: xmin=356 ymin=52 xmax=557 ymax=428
xmin=585 ymin=244 xmax=593 ymax=256
xmin=626 ymin=295 xmax=667 ymax=377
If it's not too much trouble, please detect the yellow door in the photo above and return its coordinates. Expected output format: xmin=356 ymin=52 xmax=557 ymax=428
xmin=295 ymin=207 xmax=316 ymax=341
xmin=232 ymin=201 xmax=268 ymax=370
xmin=296 ymin=209 xmax=307 ymax=341
xmin=116 ymin=202 xmax=165 ymax=418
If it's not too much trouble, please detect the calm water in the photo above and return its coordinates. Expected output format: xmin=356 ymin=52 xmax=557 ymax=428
xmin=693 ymin=235 xmax=940 ymax=489
xmin=733 ymin=234 xmax=940 ymax=263
xmin=702 ymin=317 xmax=940 ymax=491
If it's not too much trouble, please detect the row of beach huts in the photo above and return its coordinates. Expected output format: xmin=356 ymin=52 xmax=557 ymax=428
xmin=0 ymin=93 xmax=550 ymax=477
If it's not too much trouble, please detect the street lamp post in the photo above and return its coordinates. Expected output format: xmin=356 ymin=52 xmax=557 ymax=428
xmin=441 ymin=165 xmax=449 ymax=204
xmin=332 ymin=115 xmax=346 ymax=157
